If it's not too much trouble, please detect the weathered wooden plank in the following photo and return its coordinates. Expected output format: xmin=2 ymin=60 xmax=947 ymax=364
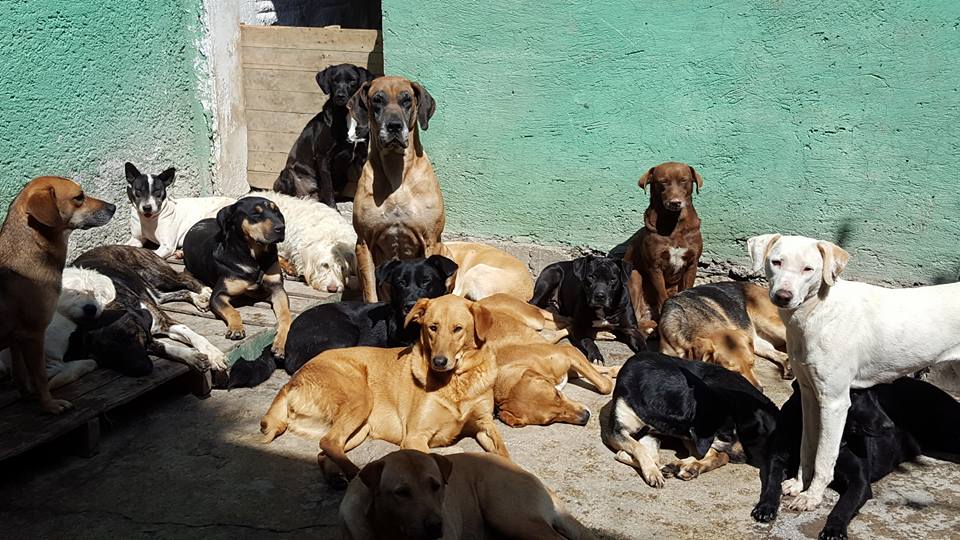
xmin=242 ymin=57 xmax=384 ymax=74
xmin=240 ymin=25 xmax=382 ymax=53
xmin=248 ymin=151 xmax=289 ymax=174
xmin=246 ymin=110 xmax=315 ymax=134
xmin=0 ymin=367 xmax=121 ymax=410
xmin=244 ymin=68 xmax=325 ymax=94
xmin=242 ymin=46 xmax=382 ymax=71
xmin=247 ymin=171 xmax=277 ymax=190
xmin=248 ymin=130 xmax=301 ymax=154
xmin=246 ymin=89 xmax=326 ymax=115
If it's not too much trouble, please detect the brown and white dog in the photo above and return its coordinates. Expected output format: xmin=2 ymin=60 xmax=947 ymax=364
xmin=0 ymin=177 xmax=115 ymax=413
xmin=348 ymin=75 xmax=447 ymax=303
xmin=623 ymin=162 xmax=704 ymax=323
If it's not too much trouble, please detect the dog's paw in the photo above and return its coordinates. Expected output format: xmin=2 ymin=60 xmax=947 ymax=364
xmin=660 ymin=462 xmax=680 ymax=478
xmin=642 ymin=467 xmax=666 ymax=488
xmin=751 ymin=501 xmax=779 ymax=523
xmin=781 ymin=477 xmax=803 ymax=497
xmin=225 ymin=327 xmax=246 ymax=340
xmin=271 ymin=343 xmax=285 ymax=359
xmin=207 ymin=350 xmax=228 ymax=372
xmin=173 ymin=249 xmax=185 ymax=260
xmin=818 ymin=524 xmax=848 ymax=540
xmin=785 ymin=491 xmax=822 ymax=512
xmin=192 ymin=287 xmax=212 ymax=312
xmin=41 ymin=398 xmax=73 ymax=415
xmin=662 ymin=460 xmax=701 ymax=481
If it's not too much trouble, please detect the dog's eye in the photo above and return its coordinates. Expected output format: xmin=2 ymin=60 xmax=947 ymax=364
xmin=394 ymin=486 xmax=411 ymax=498
xmin=770 ymin=260 xmax=782 ymax=267
xmin=802 ymin=266 xmax=814 ymax=273
xmin=321 ymin=263 xmax=330 ymax=269
xmin=452 ymin=325 xmax=463 ymax=334
xmin=429 ymin=478 xmax=442 ymax=491
xmin=73 ymin=194 xmax=85 ymax=204
xmin=428 ymin=324 xmax=438 ymax=332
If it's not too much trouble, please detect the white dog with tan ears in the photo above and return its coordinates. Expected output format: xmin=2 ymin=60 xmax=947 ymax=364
xmin=747 ymin=233 xmax=960 ymax=511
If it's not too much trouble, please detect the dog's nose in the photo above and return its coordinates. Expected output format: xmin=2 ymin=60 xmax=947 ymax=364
xmin=424 ymin=514 xmax=443 ymax=538
xmin=577 ymin=408 xmax=591 ymax=425
xmin=773 ymin=290 xmax=794 ymax=306
xmin=104 ymin=202 xmax=117 ymax=215
xmin=665 ymin=199 xmax=683 ymax=210
xmin=82 ymin=304 xmax=98 ymax=320
xmin=141 ymin=204 xmax=153 ymax=214
xmin=594 ymin=291 xmax=607 ymax=302
xmin=386 ymin=120 xmax=403 ymax=133
xmin=326 ymin=283 xmax=341 ymax=293
xmin=431 ymin=356 xmax=449 ymax=370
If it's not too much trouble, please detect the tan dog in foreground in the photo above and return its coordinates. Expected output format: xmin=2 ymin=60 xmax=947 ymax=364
xmin=339 ymin=450 xmax=597 ymax=540
xmin=0 ymin=177 xmax=115 ymax=413
xmin=478 ymin=294 xmax=614 ymax=427
xmin=445 ymin=241 xmax=533 ymax=301
xmin=349 ymin=76 xmax=447 ymax=302
xmin=260 ymin=295 xmax=506 ymax=486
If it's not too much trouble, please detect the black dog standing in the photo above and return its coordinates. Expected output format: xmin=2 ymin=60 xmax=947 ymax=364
xmin=531 ymin=254 xmax=647 ymax=364
xmin=273 ymin=63 xmax=376 ymax=208
xmin=183 ymin=197 xmax=292 ymax=359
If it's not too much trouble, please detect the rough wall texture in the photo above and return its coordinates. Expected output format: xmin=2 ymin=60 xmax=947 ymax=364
xmin=383 ymin=1 xmax=960 ymax=284
xmin=0 ymin=1 xmax=213 ymax=253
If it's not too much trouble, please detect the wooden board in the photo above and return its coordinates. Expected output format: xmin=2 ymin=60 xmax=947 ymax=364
xmin=241 ymin=25 xmax=382 ymax=52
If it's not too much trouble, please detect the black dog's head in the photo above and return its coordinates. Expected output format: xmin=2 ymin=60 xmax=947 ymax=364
xmin=347 ymin=76 xmax=436 ymax=152
xmin=216 ymin=197 xmax=285 ymax=246
xmin=375 ymin=255 xmax=458 ymax=316
xmin=125 ymin=162 xmax=175 ymax=218
xmin=845 ymin=388 xmax=895 ymax=437
xmin=573 ymin=255 xmax=630 ymax=311
xmin=316 ymin=63 xmax=376 ymax=108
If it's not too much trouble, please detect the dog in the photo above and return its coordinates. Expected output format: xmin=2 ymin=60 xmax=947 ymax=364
xmin=70 ymin=245 xmax=226 ymax=374
xmin=243 ymin=191 xmax=357 ymax=293
xmin=747 ymin=233 xmax=960 ymax=511
xmin=348 ymin=75 xmax=447 ymax=302
xmin=658 ymin=281 xmax=791 ymax=389
xmin=0 ymin=176 xmax=115 ymax=413
xmin=445 ymin=241 xmax=533 ymax=301
xmin=752 ymin=378 xmax=960 ymax=540
xmin=273 ymin=63 xmax=375 ymax=207
xmin=124 ymin=162 xmax=234 ymax=259
xmin=622 ymin=162 xmax=704 ymax=323
xmin=339 ymin=450 xmax=597 ymax=540
xmin=260 ymin=294 xmax=507 ymax=487
xmin=604 ymin=351 xmax=778 ymax=488
xmin=226 ymin=255 xmax=458 ymax=389
xmin=478 ymin=293 xmax=614 ymax=427
xmin=183 ymin=197 xmax=292 ymax=358
xmin=531 ymin=255 xmax=649 ymax=364
xmin=0 ymin=267 xmax=114 ymax=389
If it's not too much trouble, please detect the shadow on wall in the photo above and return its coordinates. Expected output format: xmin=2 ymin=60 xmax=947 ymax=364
xmin=262 ymin=0 xmax=381 ymax=29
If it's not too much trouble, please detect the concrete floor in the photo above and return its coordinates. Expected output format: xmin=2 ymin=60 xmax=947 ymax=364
xmin=1 ymin=339 xmax=958 ymax=540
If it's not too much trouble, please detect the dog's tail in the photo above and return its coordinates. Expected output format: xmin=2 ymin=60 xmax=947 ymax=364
xmin=226 ymin=346 xmax=278 ymax=389
xmin=260 ymin=385 xmax=290 ymax=443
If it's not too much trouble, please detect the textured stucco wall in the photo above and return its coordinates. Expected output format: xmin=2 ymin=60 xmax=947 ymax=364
xmin=0 ymin=1 xmax=214 ymax=253
xmin=383 ymin=1 xmax=960 ymax=284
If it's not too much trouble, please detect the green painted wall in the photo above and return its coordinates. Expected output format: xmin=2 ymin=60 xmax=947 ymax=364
xmin=383 ymin=1 xmax=960 ymax=284
xmin=0 ymin=1 xmax=213 ymax=251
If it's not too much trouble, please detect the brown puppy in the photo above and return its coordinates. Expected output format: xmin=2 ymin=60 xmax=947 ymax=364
xmin=658 ymin=281 xmax=790 ymax=389
xmin=478 ymin=294 xmax=613 ymax=427
xmin=260 ymin=294 xmax=506 ymax=486
xmin=445 ymin=241 xmax=533 ymax=301
xmin=0 ymin=177 xmax=115 ymax=413
xmin=339 ymin=450 xmax=598 ymax=540
xmin=623 ymin=161 xmax=703 ymax=323
xmin=349 ymin=76 xmax=447 ymax=303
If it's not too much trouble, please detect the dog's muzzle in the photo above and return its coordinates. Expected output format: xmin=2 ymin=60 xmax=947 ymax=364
xmin=80 ymin=203 xmax=117 ymax=229
xmin=664 ymin=199 xmax=685 ymax=212
xmin=771 ymin=289 xmax=794 ymax=308
xmin=430 ymin=355 xmax=451 ymax=371
xmin=265 ymin=225 xmax=285 ymax=244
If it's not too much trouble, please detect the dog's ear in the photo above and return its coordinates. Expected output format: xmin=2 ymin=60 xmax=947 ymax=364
xmin=678 ymin=367 xmax=727 ymax=459
xmin=25 ymin=185 xmax=62 ymax=228
xmin=571 ymin=256 xmax=590 ymax=280
xmin=215 ymin=205 xmax=235 ymax=237
xmin=615 ymin=257 xmax=633 ymax=283
xmin=375 ymin=260 xmax=401 ymax=288
xmin=846 ymin=391 xmax=894 ymax=436
xmin=157 ymin=167 xmax=176 ymax=188
xmin=346 ymin=81 xmax=371 ymax=136
xmin=689 ymin=165 xmax=704 ymax=194
xmin=637 ymin=167 xmax=656 ymax=192
xmin=125 ymin=162 xmax=141 ymax=184
xmin=359 ymin=458 xmax=385 ymax=492
xmin=746 ymin=234 xmax=782 ymax=273
xmin=411 ymin=82 xmax=436 ymax=131
xmin=315 ymin=65 xmax=336 ymax=95
xmin=356 ymin=65 xmax=376 ymax=84
xmin=426 ymin=254 xmax=459 ymax=279
xmin=817 ymin=241 xmax=849 ymax=287
xmin=470 ymin=302 xmax=495 ymax=344
xmin=404 ymin=297 xmax=431 ymax=328
xmin=431 ymin=453 xmax=453 ymax=484
xmin=690 ymin=338 xmax=715 ymax=363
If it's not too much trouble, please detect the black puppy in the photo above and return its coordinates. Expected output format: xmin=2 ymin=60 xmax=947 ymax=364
xmin=752 ymin=378 xmax=960 ymax=540
xmin=531 ymin=254 xmax=647 ymax=363
xmin=226 ymin=255 xmax=457 ymax=388
xmin=273 ymin=63 xmax=376 ymax=208
xmin=604 ymin=351 xmax=778 ymax=488
xmin=183 ymin=197 xmax=292 ymax=358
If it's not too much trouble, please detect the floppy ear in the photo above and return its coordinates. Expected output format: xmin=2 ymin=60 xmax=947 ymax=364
xmin=817 ymin=241 xmax=849 ymax=287
xmin=690 ymin=338 xmax=715 ymax=363
xmin=404 ymin=297 xmax=431 ymax=328
xmin=215 ymin=205 xmax=235 ymax=238
xmin=470 ymin=303 xmax=494 ymax=344
xmin=346 ymin=81 xmax=371 ymax=133
xmin=157 ymin=167 xmax=176 ymax=188
xmin=615 ymin=257 xmax=633 ymax=283
xmin=637 ymin=167 xmax=656 ymax=192
xmin=356 ymin=66 xmax=376 ymax=84
xmin=25 ymin=185 xmax=62 ymax=228
xmin=846 ymin=391 xmax=894 ymax=436
xmin=689 ymin=165 xmax=704 ymax=194
xmin=125 ymin=162 xmax=141 ymax=183
xmin=375 ymin=260 xmax=401 ymax=288
xmin=678 ymin=367 xmax=727 ymax=459
xmin=411 ymin=82 xmax=436 ymax=131
xmin=431 ymin=453 xmax=453 ymax=484
xmin=571 ymin=256 xmax=590 ymax=280
xmin=315 ymin=65 xmax=335 ymax=95
xmin=359 ymin=458 xmax=385 ymax=492
xmin=746 ymin=234 xmax=782 ymax=273
xmin=426 ymin=254 xmax=458 ymax=279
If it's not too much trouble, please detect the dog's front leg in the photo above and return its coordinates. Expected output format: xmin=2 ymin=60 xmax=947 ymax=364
xmin=211 ymin=291 xmax=246 ymax=340
xmin=680 ymin=260 xmax=697 ymax=291
xmin=819 ymin=453 xmax=872 ymax=540
xmin=398 ymin=434 xmax=431 ymax=452
xmin=647 ymin=269 xmax=669 ymax=319
xmin=18 ymin=338 xmax=72 ymax=414
xmin=473 ymin=417 xmax=510 ymax=458
xmin=154 ymin=243 xmax=175 ymax=260
xmin=317 ymin=166 xmax=337 ymax=209
xmin=355 ymin=239 xmax=378 ymax=303
xmin=263 ymin=270 xmax=291 ymax=358
xmin=573 ymin=331 xmax=605 ymax=364
xmin=787 ymin=392 xmax=850 ymax=511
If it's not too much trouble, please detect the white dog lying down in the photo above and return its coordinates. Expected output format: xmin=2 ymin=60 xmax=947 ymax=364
xmin=0 ymin=268 xmax=114 ymax=389
xmin=243 ymin=191 xmax=357 ymax=293
xmin=747 ymin=233 xmax=960 ymax=511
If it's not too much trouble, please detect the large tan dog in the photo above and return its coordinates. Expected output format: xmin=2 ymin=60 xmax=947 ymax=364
xmin=0 ymin=177 xmax=115 ymax=413
xmin=339 ymin=450 xmax=597 ymax=539
xmin=260 ymin=294 xmax=507 ymax=486
xmin=349 ymin=76 xmax=446 ymax=302
xmin=445 ymin=241 xmax=533 ymax=301
xmin=478 ymin=294 xmax=613 ymax=427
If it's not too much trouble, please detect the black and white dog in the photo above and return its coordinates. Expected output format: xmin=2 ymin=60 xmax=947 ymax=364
xmin=124 ymin=162 xmax=234 ymax=259
xmin=273 ymin=63 xmax=376 ymax=208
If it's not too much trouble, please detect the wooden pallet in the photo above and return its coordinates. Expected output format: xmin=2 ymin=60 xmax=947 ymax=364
xmin=0 ymin=265 xmax=338 ymax=461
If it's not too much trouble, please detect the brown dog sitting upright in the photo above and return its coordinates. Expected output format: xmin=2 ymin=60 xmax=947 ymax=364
xmin=260 ymin=294 xmax=507 ymax=487
xmin=348 ymin=76 xmax=447 ymax=302
xmin=0 ymin=177 xmax=115 ymax=413
xmin=623 ymin=161 xmax=704 ymax=323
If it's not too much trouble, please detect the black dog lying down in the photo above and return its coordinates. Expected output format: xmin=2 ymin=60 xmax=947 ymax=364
xmin=227 ymin=255 xmax=458 ymax=388
xmin=531 ymin=254 xmax=649 ymax=364
xmin=604 ymin=351 xmax=778 ymax=488
xmin=753 ymin=378 xmax=960 ymax=540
